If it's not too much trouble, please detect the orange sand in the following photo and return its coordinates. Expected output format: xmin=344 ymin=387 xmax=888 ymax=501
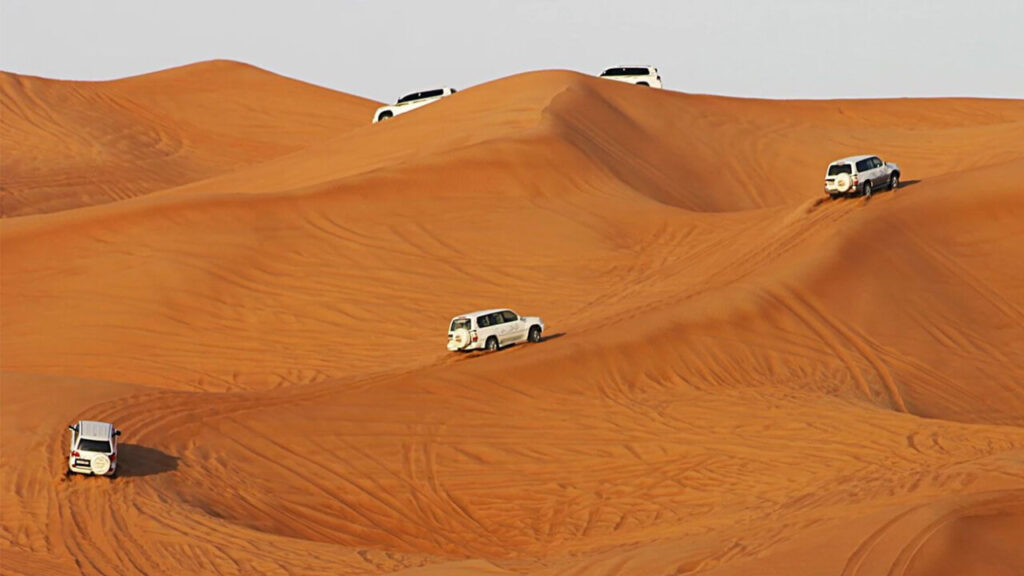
xmin=2 ymin=61 xmax=1023 ymax=575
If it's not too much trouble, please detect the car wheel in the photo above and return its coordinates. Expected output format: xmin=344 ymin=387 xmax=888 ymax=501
xmin=528 ymin=326 xmax=542 ymax=343
xmin=486 ymin=337 xmax=499 ymax=352
xmin=834 ymin=173 xmax=852 ymax=194
xmin=889 ymin=174 xmax=899 ymax=190
xmin=377 ymin=111 xmax=393 ymax=122
xmin=637 ymin=81 xmax=649 ymax=87
xmin=863 ymin=182 xmax=872 ymax=197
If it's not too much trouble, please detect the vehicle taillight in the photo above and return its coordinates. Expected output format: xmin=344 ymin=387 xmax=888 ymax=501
xmin=110 ymin=454 xmax=116 ymax=461
xmin=472 ymin=330 xmax=478 ymax=342
xmin=71 ymin=451 xmax=80 ymax=457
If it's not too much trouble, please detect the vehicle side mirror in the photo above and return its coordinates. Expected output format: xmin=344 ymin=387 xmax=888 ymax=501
xmin=115 ymin=430 xmax=122 ymax=436
xmin=68 ymin=425 xmax=77 ymax=432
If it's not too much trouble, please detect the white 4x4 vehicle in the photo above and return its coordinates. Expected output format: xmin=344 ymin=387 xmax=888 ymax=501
xmin=825 ymin=155 xmax=900 ymax=198
xmin=599 ymin=66 xmax=662 ymax=88
xmin=67 ymin=420 xmax=121 ymax=477
xmin=373 ymin=87 xmax=457 ymax=123
xmin=447 ymin=309 xmax=545 ymax=352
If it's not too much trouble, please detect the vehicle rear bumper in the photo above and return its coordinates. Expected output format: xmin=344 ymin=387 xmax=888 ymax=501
xmin=68 ymin=460 xmax=116 ymax=476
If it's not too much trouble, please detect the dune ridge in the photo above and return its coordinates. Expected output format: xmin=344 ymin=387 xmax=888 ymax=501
xmin=0 ymin=60 xmax=379 ymax=217
xmin=2 ymin=63 xmax=1023 ymax=575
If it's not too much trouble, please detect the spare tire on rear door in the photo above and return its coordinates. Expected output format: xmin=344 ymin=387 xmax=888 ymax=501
xmin=91 ymin=454 xmax=111 ymax=476
xmin=834 ymin=173 xmax=852 ymax=193
xmin=451 ymin=328 xmax=471 ymax=350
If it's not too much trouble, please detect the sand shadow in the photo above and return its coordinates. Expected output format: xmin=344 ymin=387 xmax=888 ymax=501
xmin=452 ymin=332 xmax=567 ymax=360
xmin=899 ymin=179 xmax=921 ymax=189
xmin=116 ymin=444 xmax=179 ymax=478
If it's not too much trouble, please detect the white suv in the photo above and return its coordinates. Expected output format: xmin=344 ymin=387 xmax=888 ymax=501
xmin=67 ymin=420 xmax=121 ymax=477
xmin=373 ymin=87 xmax=457 ymax=123
xmin=824 ymin=155 xmax=900 ymax=198
xmin=599 ymin=66 xmax=662 ymax=88
xmin=447 ymin=309 xmax=545 ymax=352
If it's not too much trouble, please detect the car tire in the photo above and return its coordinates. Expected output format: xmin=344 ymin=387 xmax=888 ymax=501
xmin=889 ymin=173 xmax=899 ymax=191
xmin=486 ymin=337 xmax=499 ymax=352
xmin=377 ymin=111 xmax=393 ymax=122
xmin=863 ymin=182 xmax=872 ymax=197
xmin=528 ymin=326 xmax=542 ymax=343
xmin=451 ymin=328 xmax=471 ymax=350
xmin=834 ymin=173 xmax=852 ymax=193
xmin=637 ymin=81 xmax=649 ymax=87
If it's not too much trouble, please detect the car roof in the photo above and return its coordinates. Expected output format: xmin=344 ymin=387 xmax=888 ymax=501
xmin=831 ymin=154 xmax=875 ymax=164
xmin=400 ymin=87 xmax=452 ymax=97
xmin=77 ymin=420 xmax=113 ymax=440
xmin=452 ymin=308 xmax=511 ymax=319
xmin=605 ymin=65 xmax=656 ymax=71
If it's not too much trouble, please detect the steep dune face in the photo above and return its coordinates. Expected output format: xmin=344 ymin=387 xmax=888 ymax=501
xmin=0 ymin=60 xmax=379 ymax=217
xmin=2 ymin=66 xmax=1024 ymax=575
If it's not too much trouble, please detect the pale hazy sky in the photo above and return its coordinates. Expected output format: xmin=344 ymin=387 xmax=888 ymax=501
xmin=2 ymin=0 xmax=1022 ymax=102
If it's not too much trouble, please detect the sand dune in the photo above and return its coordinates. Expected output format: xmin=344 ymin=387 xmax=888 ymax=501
xmin=2 ymin=62 xmax=1023 ymax=575
xmin=0 ymin=60 xmax=378 ymax=217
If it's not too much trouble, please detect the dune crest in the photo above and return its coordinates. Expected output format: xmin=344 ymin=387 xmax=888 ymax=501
xmin=0 ymin=60 xmax=379 ymax=217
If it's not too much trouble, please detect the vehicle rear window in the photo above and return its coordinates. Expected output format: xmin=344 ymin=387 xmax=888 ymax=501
xmin=450 ymin=318 xmax=471 ymax=331
xmin=601 ymin=67 xmax=650 ymax=77
xmin=397 ymin=89 xmax=445 ymax=103
xmin=828 ymin=164 xmax=852 ymax=175
xmin=78 ymin=439 xmax=111 ymax=453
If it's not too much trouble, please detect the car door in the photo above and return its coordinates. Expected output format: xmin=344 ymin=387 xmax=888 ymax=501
xmin=855 ymin=158 xmax=873 ymax=190
xmin=875 ymin=157 xmax=889 ymax=186
xmin=489 ymin=312 xmax=510 ymax=345
xmin=866 ymin=157 xmax=879 ymax=187
xmin=476 ymin=313 xmax=493 ymax=346
xmin=502 ymin=310 xmax=526 ymax=342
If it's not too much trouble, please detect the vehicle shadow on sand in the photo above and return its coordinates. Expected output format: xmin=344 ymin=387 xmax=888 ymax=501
xmin=451 ymin=332 xmax=568 ymax=361
xmin=844 ymin=179 xmax=921 ymax=200
xmin=116 ymin=444 xmax=179 ymax=478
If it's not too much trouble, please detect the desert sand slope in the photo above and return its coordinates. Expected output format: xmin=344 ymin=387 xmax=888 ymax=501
xmin=0 ymin=60 xmax=379 ymax=217
xmin=2 ymin=67 xmax=1024 ymax=575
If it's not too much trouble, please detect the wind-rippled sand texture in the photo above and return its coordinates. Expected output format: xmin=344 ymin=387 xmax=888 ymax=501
xmin=2 ymin=61 xmax=1023 ymax=575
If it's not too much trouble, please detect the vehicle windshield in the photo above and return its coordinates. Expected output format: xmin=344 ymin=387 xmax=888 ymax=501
xmin=397 ymin=89 xmax=445 ymax=103
xmin=601 ymin=67 xmax=650 ymax=77
xmin=828 ymin=164 xmax=853 ymax=176
xmin=77 ymin=439 xmax=111 ymax=453
xmin=450 ymin=318 xmax=471 ymax=332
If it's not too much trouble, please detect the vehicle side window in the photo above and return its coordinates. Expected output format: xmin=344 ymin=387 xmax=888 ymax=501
xmin=478 ymin=315 xmax=491 ymax=328
xmin=502 ymin=310 xmax=518 ymax=322
xmin=490 ymin=313 xmax=504 ymax=325
xmin=855 ymin=159 xmax=871 ymax=172
xmin=872 ymin=157 xmax=883 ymax=168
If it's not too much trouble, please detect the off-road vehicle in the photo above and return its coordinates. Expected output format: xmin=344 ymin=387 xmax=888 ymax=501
xmin=67 ymin=420 xmax=121 ymax=477
xmin=825 ymin=155 xmax=900 ymax=198
xmin=447 ymin=309 xmax=544 ymax=352
xmin=373 ymin=87 xmax=457 ymax=123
